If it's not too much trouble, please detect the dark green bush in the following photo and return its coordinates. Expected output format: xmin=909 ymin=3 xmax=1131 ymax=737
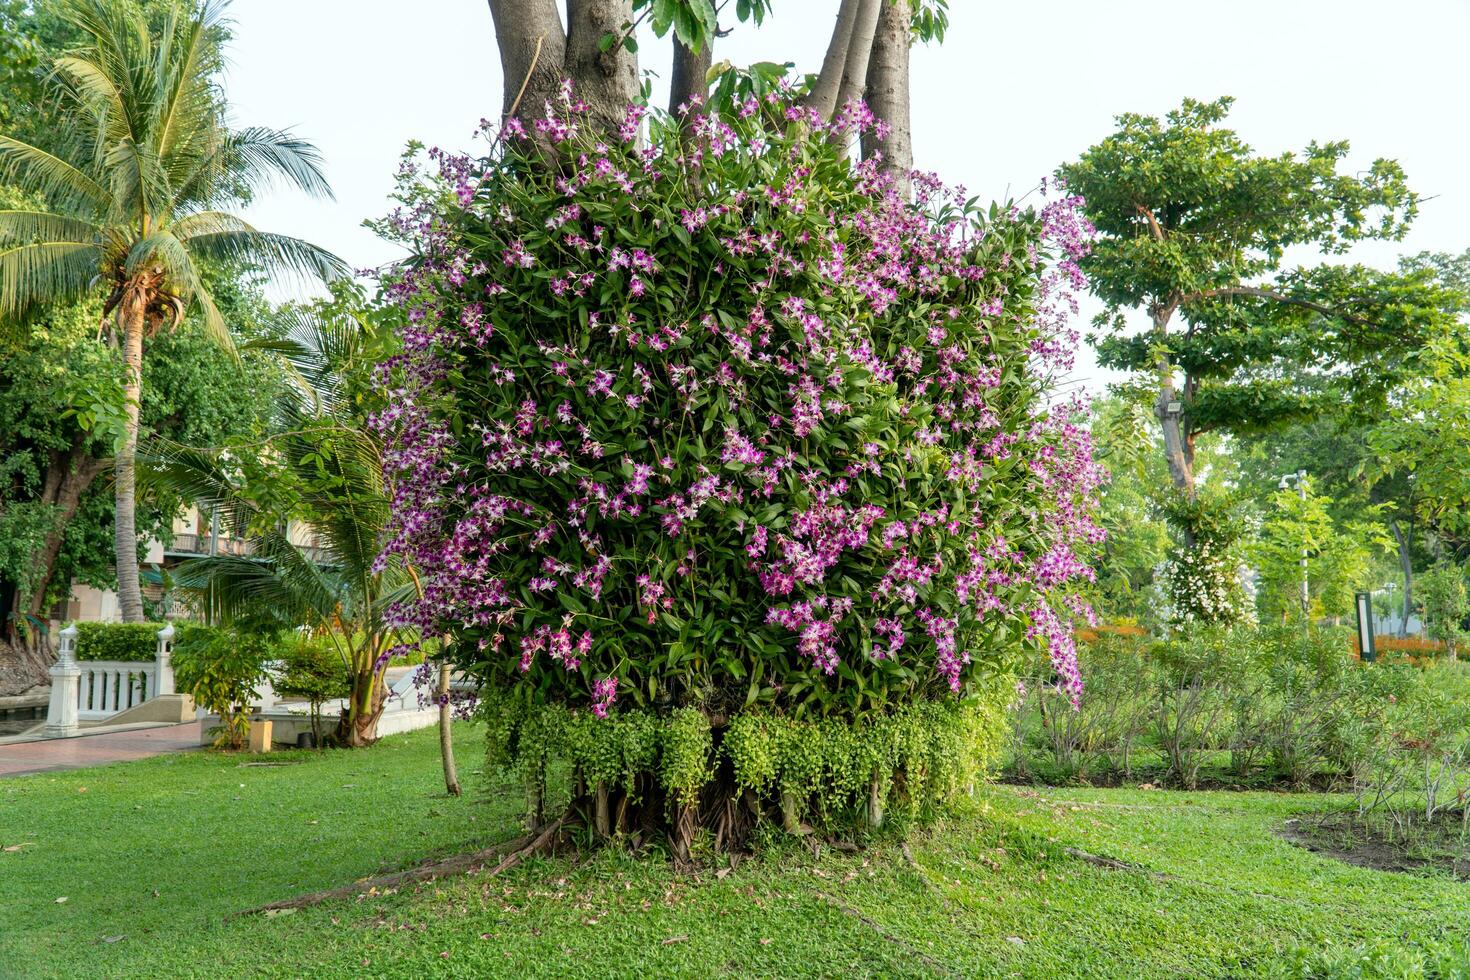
xmin=73 ymin=621 xmax=163 ymax=662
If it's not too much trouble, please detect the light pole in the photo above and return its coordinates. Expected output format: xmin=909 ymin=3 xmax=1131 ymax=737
xmin=1278 ymin=470 xmax=1309 ymax=621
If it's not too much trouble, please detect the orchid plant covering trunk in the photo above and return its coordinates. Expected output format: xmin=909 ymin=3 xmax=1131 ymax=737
xmin=372 ymin=70 xmax=1100 ymax=850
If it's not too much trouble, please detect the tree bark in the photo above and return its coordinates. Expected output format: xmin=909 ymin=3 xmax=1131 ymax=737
xmin=1388 ymin=517 xmax=1414 ymax=638
xmin=439 ymin=661 xmax=462 ymax=796
xmin=565 ymin=0 xmax=640 ymax=137
xmin=834 ymin=0 xmax=882 ymax=118
xmin=859 ymin=0 xmax=912 ymax=197
xmin=669 ymin=34 xmax=711 ymax=119
xmin=114 ymin=290 xmax=147 ymax=623
xmin=806 ymin=0 xmax=862 ymax=119
xmin=487 ymin=0 xmax=568 ymax=124
xmin=1148 ymin=307 xmax=1195 ymax=502
xmin=25 ymin=445 xmax=104 ymax=621
xmin=340 ymin=668 xmax=387 ymax=747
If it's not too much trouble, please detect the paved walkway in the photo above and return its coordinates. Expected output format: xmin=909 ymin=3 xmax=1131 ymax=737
xmin=0 ymin=722 xmax=201 ymax=777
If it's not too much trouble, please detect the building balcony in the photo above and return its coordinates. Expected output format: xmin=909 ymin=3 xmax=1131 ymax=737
xmin=163 ymin=533 xmax=255 ymax=558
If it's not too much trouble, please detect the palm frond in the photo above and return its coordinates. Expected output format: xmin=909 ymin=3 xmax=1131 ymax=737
xmin=0 ymin=136 xmax=111 ymax=215
xmin=244 ymin=305 xmax=366 ymax=415
xmin=150 ymin=1 xmax=225 ymax=162
xmin=167 ymin=209 xmax=254 ymax=238
xmin=0 ymin=240 xmax=102 ymax=318
xmin=224 ymin=126 xmax=335 ymax=201
xmin=52 ymin=54 xmax=136 ymax=147
xmin=179 ymin=229 xmax=348 ymax=286
xmin=169 ymin=550 xmax=334 ymax=630
xmin=105 ymin=137 xmax=173 ymax=225
xmin=137 ymin=442 xmax=257 ymax=538
xmin=0 ymin=211 xmax=101 ymax=248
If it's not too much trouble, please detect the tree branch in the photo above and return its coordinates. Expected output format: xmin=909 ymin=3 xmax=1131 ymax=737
xmin=1134 ymin=203 xmax=1165 ymax=242
xmin=1181 ymin=286 xmax=1368 ymax=324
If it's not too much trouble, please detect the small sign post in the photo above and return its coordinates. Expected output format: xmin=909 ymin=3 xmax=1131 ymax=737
xmin=1355 ymin=591 xmax=1376 ymax=663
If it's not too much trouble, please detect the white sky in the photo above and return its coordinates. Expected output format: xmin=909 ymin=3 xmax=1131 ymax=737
xmin=226 ymin=0 xmax=1470 ymax=392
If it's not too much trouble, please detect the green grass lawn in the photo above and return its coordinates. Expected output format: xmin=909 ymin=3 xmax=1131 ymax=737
xmin=1 ymin=725 xmax=1466 ymax=979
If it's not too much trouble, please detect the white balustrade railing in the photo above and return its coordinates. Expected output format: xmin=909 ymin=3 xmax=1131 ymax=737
xmin=47 ymin=623 xmax=176 ymax=736
xmin=76 ymin=661 xmax=155 ymax=719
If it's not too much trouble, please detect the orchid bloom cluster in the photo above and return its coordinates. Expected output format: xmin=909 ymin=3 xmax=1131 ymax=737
xmin=373 ymin=81 xmax=1103 ymax=719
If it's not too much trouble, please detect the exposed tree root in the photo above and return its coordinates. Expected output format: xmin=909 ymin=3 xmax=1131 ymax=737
xmin=1062 ymin=846 xmax=1171 ymax=878
xmin=814 ymin=889 xmax=963 ymax=977
xmin=235 ymin=816 xmax=567 ymax=918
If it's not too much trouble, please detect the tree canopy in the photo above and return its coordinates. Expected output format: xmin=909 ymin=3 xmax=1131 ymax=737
xmin=1061 ymin=97 xmax=1460 ymax=501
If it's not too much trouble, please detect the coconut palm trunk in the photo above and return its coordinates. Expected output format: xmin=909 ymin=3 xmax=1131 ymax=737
xmin=113 ymin=286 xmax=149 ymax=622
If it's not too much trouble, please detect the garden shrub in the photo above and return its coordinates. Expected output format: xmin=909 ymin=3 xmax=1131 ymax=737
xmin=1010 ymin=630 xmax=1152 ymax=782
xmin=1353 ymin=660 xmax=1470 ymax=825
xmin=1159 ymin=492 xmax=1253 ymax=628
xmin=73 ymin=621 xmax=163 ymax=662
xmin=1008 ymin=623 xmax=1470 ymax=798
xmin=1151 ymin=627 xmax=1248 ymax=789
xmin=173 ymin=625 xmax=270 ymax=749
xmin=272 ymin=633 xmax=352 ymax=746
xmin=375 ymin=86 xmax=1101 ymax=849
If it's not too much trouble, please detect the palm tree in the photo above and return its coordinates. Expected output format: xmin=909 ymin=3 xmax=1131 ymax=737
xmin=147 ymin=301 xmax=411 ymax=746
xmin=0 ymin=0 xmax=345 ymax=622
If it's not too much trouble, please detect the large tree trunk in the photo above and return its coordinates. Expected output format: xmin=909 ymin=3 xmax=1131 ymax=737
xmin=1388 ymin=517 xmax=1414 ymax=638
xmin=669 ymin=34 xmax=711 ymax=119
xmin=859 ymin=0 xmax=912 ymax=196
xmin=565 ymin=0 xmax=640 ymax=137
xmin=806 ymin=0 xmax=862 ymax=119
xmin=834 ymin=0 xmax=882 ymax=118
xmin=114 ymin=293 xmax=147 ymax=623
xmin=488 ymin=0 xmax=568 ymax=124
xmin=0 ymin=442 xmax=100 ymax=693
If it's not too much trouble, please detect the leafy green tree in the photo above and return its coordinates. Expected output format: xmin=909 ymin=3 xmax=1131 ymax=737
xmin=0 ymin=265 xmax=279 ymax=692
xmin=1249 ymin=479 xmax=1387 ymax=624
xmin=1364 ymin=252 xmax=1470 ymax=566
xmin=1235 ymin=420 xmax=1426 ymax=634
xmin=1368 ymin=339 xmax=1470 ymax=538
xmin=1088 ymin=394 xmax=1170 ymax=624
xmin=1060 ymin=98 xmax=1458 ymax=533
xmin=1418 ymin=563 xmax=1468 ymax=659
xmin=0 ymin=0 xmax=343 ymax=622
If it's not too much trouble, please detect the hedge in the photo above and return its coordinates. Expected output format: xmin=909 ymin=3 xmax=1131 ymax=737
xmin=73 ymin=622 xmax=165 ymax=662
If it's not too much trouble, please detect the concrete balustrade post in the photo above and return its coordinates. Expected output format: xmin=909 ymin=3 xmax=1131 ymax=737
xmin=155 ymin=623 xmax=176 ymax=697
xmin=45 ymin=624 xmax=82 ymax=738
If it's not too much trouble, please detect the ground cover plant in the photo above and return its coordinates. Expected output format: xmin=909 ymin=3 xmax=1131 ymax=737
xmin=1 ymin=727 xmax=1468 ymax=978
xmin=374 ymin=84 xmax=1103 ymax=851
